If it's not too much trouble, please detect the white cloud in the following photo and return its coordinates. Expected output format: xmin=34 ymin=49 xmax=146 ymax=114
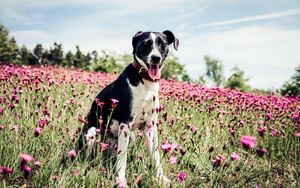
xmin=12 ymin=27 xmax=132 ymax=55
xmin=12 ymin=30 xmax=54 ymax=48
xmin=0 ymin=0 xmax=200 ymax=11
xmin=0 ymin=8 xmax=43 ymax=25
xmin=197 ymin=8 xmax=300 ymax=28
xmin=178 ymin=25 xmax=300 ymax=89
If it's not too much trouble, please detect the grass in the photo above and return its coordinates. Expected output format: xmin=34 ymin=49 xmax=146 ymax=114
xmin=0 ymin=65 xmax=299 ymax=187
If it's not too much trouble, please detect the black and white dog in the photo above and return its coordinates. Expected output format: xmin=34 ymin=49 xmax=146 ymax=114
xmin=79 ymin=30 xmax=179 ymax=185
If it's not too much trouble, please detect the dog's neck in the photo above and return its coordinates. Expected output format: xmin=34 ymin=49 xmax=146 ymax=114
xmin=132 ymin=61 xmax=160 ymax=82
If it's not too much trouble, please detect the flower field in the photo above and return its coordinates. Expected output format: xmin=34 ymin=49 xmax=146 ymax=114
xmin=0 ymin=64 xmax=299 ymax=187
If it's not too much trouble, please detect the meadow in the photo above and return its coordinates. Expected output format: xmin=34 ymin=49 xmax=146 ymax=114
xmin=0 ymin=64 xmax=299 ymax=188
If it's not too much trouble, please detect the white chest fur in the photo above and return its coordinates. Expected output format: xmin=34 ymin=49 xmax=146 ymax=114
xmin=128 ymin=79 xmax=159 ymax=127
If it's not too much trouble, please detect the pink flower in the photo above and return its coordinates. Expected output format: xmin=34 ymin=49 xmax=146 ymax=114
xmin=212 ymin=155 xmax=226 ymax=167
xmin=95 ymin=98 xmax=105 ymax=107
xmin=257 ymin=127 xmax=266 ymax=136
xmin=169 ymin=156 xmax=178 ymax=164
xmin=231 ymin=152 xmax=239 ymax=161
xmin=71 ymin=169 xmax=80 ymax=176
xmin=0 ymin=125 xmax=4 ymax=130
xmin=162 ymin=143 xmax=172 ymax=153
xmin=111 ymin=98 xmax=119 ymax=109
xmin=38 ymin=118 xmax=49 ymax=128
xmin=138 ymin=130 xmax=143 ymax=138
xmin=43 ymin=108 xmax=50 ymax=116
xmin=21 ymin=164 xmax=32 ymax=174
xmin=0 ymin=107 xmax=4 ymax=115
xmin=270 ymin=128 xmax=278 ymax=136
xmin=67 ymin=150 xmax=77 ymax=158
xmin=291 ymin=113 xmax=299 ymax=121
xmin=11 ymin=125 xmax=19 ymax=133
xmin=37 ymin=102 xmax=42 ymax=108
xmin=51 ymin=175 xmax=60 ymax=182
xmin=35 ymin=127 xmax=43 ymax=136
xmin=294 ymin=132 xmax=300 ymax=137
xmin=34 ymin=160 xmax=41 ymax=167
xmin=99 ymin=142 xmax=109 ymax=152
xmin=240 ymin=120 xmax=246 ymax=126
xmin=257 ymin=147 xmax=267 ymax=157
xmin=171 ymin=143 xmax=178 ymax=150
xmin=162 ymin=142 xmax=178 ymax=153
xmin=230 ymin=128 xmax=236 ymax=136
xmin=266 ymin=113 xmax=273 ymax=120
xmin=0 ymin=166 xmax=13 ymax=175
xmin=11 ymin=94 xmax=20 ymax=103
xmin=240 ymin=135 xmax=257 ymax=149
xmin=191 ymin=126 xmax=198 ymax=133
xmin=110 ymin=98 xmax=118 ymax=104
xmin=177 ymin=172 xmax=187 ymax=182
xmin=20 ymin=153 xmax=34 ymax=162
xmin=159 ymin=104 xmax=165 ymax=111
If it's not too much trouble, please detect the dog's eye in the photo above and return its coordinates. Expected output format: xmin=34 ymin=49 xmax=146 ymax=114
xmin=160 ymin=43 xmax=167 ymax=52
xmin=144 ymin=40 xmax=152 ymax=47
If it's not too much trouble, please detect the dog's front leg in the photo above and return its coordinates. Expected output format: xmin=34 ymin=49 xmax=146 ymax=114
xmin=145 ymin=113 xmax=170 ymax=184
xmin=116 ymin=122 xmax=130 ymax=185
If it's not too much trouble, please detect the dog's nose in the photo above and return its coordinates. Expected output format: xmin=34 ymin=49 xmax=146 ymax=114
xmin=150 ymin=55 xmax=161 ymax=64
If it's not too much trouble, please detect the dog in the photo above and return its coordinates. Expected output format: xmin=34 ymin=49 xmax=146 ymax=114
xmin=78 ymin=30 xmax=179 ymax=185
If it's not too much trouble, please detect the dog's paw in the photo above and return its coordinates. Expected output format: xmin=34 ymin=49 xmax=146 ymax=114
xmin=115 ymin=177 xmax=128 ymax=188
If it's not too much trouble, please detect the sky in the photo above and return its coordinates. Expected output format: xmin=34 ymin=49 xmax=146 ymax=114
xmin=1 ymin=0 xmax=300 ymax=89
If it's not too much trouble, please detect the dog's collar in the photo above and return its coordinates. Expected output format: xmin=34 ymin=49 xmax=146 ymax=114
xmin=132 ymin=61 xmax=160 ymax=82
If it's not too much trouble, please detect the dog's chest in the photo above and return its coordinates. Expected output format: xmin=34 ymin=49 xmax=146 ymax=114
xmin=128 ymin=79 xmax=159 ymax=127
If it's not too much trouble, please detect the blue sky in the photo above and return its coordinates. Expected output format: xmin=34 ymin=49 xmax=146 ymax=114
xmin=1 ymin=0 xmax=300 ymax=89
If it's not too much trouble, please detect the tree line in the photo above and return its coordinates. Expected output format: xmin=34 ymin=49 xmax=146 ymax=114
xmin=0 ymin=24 xmax=299 ymax=96
xmin=200 ymin=55 xmax=300 ymax=97
xmin=1 ymin=23 xmax=124 ymax=73
xmin=0 ymin=24 xmax=190 ymax=81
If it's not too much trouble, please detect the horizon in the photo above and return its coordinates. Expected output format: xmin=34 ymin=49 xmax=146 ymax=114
xmin=1 ymin=0 xmax=300 ymax=89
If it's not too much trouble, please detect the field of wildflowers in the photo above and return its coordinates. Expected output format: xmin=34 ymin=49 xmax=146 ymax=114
xmin=0 ymin=64 xmax=299 ymax=187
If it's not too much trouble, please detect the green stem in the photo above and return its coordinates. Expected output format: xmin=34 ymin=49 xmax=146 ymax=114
xmin=102 ymin=109 xmax=114 ymax=143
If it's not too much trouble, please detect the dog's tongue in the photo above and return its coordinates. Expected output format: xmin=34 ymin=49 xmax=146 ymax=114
xmin=149 ymin=64 xmax=160 ymax=80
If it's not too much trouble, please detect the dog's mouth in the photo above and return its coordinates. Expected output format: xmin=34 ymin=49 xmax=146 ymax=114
xmin=148 ymin=64 xmax=160 ymax=80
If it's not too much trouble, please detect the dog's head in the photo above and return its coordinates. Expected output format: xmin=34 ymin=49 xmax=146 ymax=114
xmin=132 ymin=30 xmax=179 ymax=80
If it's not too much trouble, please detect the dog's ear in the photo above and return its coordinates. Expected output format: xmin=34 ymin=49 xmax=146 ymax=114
xmin=162 ymin=30 xmax=179 ymax=51
xmin=132 ymin=31 xmax=143 ymax=54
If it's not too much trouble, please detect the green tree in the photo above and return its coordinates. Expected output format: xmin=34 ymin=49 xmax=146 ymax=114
xmin=19 ymin=45 xmax=30 ymax=64
xmin=120 ymin=54 xmax=133 ymax=65
xmin=161 ymin=55 xmax=190 ymax=81
xmin=225 ymin=66 xmax=251 ymax=92
xmin=84 ymin=52 xmax=92 ymax=68
xmin=91 ymin=50 xmax=98 ymax=64
xmin=47 ymin=42 xmax=63 ymax=65
xmin=117 ymin=53 xmax=133 ymax=70
xmin=280 ymin=65 xmax=300 ymax=97
xmin=64 ymin=51 xmax=75 ymax=67
xmin=198 ymin=74 xmax=206 ymax=85
xmin=0 ymin=24 xmax=19 ymax=63
xmin=73 ymin=45 xmax=89 ymax=68
xmin=90 ymin=50 xmax=123 ymax=73
xmin=42 ymin=49 xmax=51 ymax=65
xmin=204 ymin=55 xmax=225 ymax=87
xmin=33 ymin=44 xmax=44 ymax=64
